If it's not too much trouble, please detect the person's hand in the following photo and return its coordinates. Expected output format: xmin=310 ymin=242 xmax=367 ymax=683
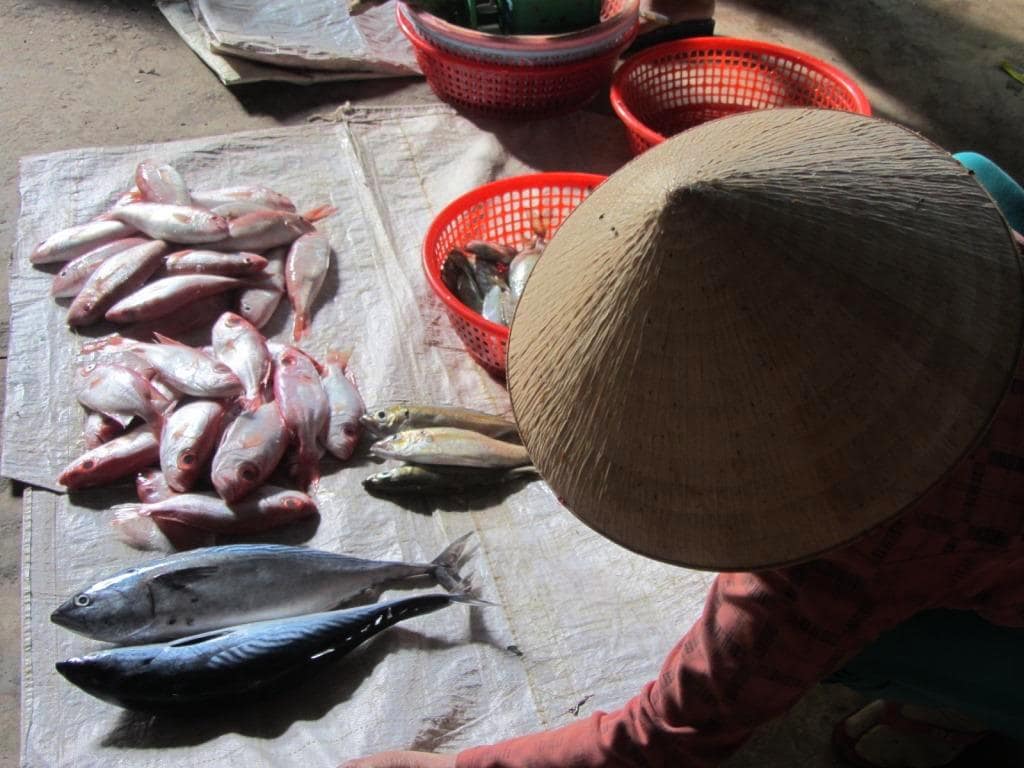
xmin=340 ymin=751 xmax=457 ymax=768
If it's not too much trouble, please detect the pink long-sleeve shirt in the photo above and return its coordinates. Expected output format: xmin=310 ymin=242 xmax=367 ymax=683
xmin=458 ymin=359 xmax=1024 ymax=768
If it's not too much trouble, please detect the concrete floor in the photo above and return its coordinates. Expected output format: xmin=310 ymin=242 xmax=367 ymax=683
xmin=1 ymin=1 xmax=1022 ymax=766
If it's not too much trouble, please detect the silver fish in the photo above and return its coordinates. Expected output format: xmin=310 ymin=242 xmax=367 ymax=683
xmin=273 ymin=345 xmax=329 ymax=491
xmin=508 ymin=244 xmax=542 ymax=303
xmin=58 ymin=426 xmax=159 ymax=491
xmin=190 ymin=186 xmax=296 ymax=212
xmin=217 ymin=205 xmax=335 ymax=252
xmin=108 ymin=203 xmax=228 ymax=244
xmin=212 ymin=312 xmax=271 ymax=411
xmin=237 ymin=247 xmax=286 ymax=329
xmin=105 ymin=274 xmax=245 ymax=324
xmin=111 ymin=485 xmax=317 ymax=535
xmin=55 ymin=592 xmax=483 ymax=709
xmin=30 ymin=219 xmax=139 ymax=265
xmin=160 ymin=400 xmax=226 ymax=493
xmin=481 ymin=284 xmax=511 ymax=327
xmin=320 ymin=351 xmax=364 ymax=462
xmin=135 ymin=161 xmax=191 ymax=206
xmin=67 ymin=239 xmax=168 ymax=326
xmin=52 ymin=534 xmax=472 ymax=644
xmin=51 ymin=237 xmax=149 ymax=298
xmin=164 ymin=250 xmax=268 ymax=276
xmin=74 ymin=363 xmax=170 ymax=428
xmin=466 ymin=240 xmax=516 ymax=264
xmin=361 ymin=404 xmax=519 ymax=440
xmin=370 ymin=427 xmax=531 ymax=468
xmin=285 ymin=231 xmax=331 ymax=341
xmin=131 ymin=335 xmax=242 ymax=399
xmin=363 ymin=464 xmax=537 ymax=495
xmin=210 ymin=402 xmax=288 ymax=502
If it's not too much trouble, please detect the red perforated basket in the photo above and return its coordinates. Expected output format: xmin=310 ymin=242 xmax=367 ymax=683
xmin=397 ymin=7 xmax=636 ymax=119
xmin=611 ymin=37 xmax=872 ymax=155
xmin=423 ymin=173 xmax=606 ymax=377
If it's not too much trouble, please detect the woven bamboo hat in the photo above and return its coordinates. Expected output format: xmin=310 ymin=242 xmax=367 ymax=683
xmin=507 ymin=108 xmax=1024 ymax=571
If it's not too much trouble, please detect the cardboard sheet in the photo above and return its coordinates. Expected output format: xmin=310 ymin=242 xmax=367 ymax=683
xmin=9 ymin=106 xmax=717 ymax=766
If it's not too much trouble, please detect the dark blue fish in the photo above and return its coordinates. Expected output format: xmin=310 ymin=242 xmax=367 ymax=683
xmin=56 ymin=592 xmax=484 ymax=709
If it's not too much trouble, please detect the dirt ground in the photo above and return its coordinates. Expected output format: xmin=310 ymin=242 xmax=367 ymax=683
xmin=1 ymin=1 xmax=1022 ymax=767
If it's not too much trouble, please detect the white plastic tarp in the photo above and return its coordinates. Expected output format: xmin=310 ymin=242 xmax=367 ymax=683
xmin=7 ymin=105 xmax=716 ymax=767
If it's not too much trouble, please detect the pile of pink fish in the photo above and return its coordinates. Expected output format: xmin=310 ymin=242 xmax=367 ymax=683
xmin=31 ymin=160 xmax=335 ymax=342
xmin=58 ymin=315 xmax=365 ymax=552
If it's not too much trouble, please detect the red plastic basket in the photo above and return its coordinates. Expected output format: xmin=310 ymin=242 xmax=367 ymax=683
xmin=423 ymin=173 xmax=606 ymax=377
xmin=397 ymin=8 xmax=636 ymax=119
xmin=611 ymin=37 xmax=872 ymax=155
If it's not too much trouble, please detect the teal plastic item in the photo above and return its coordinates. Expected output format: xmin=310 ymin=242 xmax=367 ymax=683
xmin=497 ymin=0 xmax=602 ymax=34
xmin=954 ymin=151 xmax=1024 ymax=234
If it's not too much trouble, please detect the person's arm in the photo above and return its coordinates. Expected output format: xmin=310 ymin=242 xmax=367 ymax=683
xmin=345 ymin=554 xmax=903 ymax=768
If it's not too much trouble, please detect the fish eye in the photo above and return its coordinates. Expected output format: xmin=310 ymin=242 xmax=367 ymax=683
xmin=377 ymin=410 xmax=386 ymax=420
xmin=81 ymin=460 xmax=95 ymax=470
xmin=74 ymin=594 xmax=91 ymax=607
xmin=179 ymin=452 xmax=196 ymax=467
xmin=343 ymin=425 xmax=356 ymax=437
xmin=241 ymin=465 xmax=259 ymax=481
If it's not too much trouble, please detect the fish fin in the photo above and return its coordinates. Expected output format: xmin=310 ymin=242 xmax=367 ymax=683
xmin=111 ymin=503 xmax=146 ymax=521
xmin=324 ymin=349 xmax=352 ymax=371
xmin=79 ymin=334 xmax=135 ymax=355
xmin=111 ymin=508 xmax=174 ymax=552
xmin=292 ymin=313 xmax=309 ymax=342
xmin=430 ymin=532 xmax=474 ymax=592
xmin=446 ymin=591 xmax=495 ymax=608
xmin=105 ymin=411 xmax=136 ymax=429
xmin=239 ymin=393 xmax=264 ymax=412
xmin=301 ymin=205 xmax=338 ymax=223
xmin=150 ymin=566 xmax=221 ymax=590
xmin=152 ymin=331 xmax=190 ymax=348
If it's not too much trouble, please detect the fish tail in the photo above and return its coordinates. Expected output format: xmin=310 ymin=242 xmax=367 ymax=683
xmin=239 ymin=393 xmax=264 ymax=412
xmin=152 ymin=331 xmax=190 ymax=348
xmin=301 ymin=204 xmax=338 ymax=223
xmin=324 ymin=349 xmax=352 ymax=370
xmin=507 ymin=465 xmax=539 ymax=479
xmin=446 ymin=590 xmax=495 ymax=608
xmin=430 ymin=531 xmax=474 ymax=592
xmin=111 ymin=503 xmax=147 ymax=522
xmin=291 ymin=458 xmax=320 ymax=493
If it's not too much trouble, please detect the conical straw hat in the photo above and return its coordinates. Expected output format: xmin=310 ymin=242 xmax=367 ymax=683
xmin=507 ymin=108 xmax=1024 ymax=571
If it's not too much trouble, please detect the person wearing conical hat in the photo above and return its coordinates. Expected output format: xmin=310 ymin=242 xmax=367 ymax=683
xmin=344 ymin=111 xmax=1024 ymax=768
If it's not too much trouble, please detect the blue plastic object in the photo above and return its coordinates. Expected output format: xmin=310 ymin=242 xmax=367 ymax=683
xmin=954 ymin=151 xmax=1024 ymax=234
